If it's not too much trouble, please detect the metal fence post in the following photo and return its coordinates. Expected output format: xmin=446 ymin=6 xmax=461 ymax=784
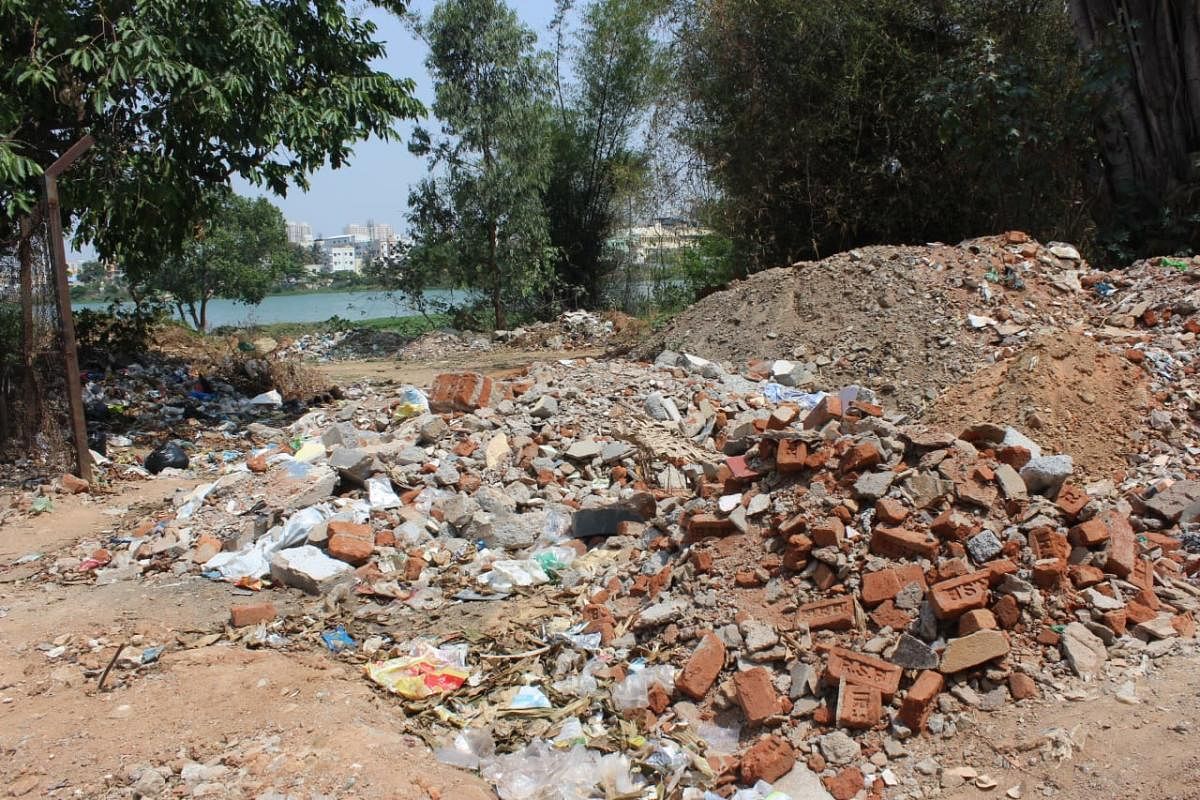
xmin=43 ymin=134 xmax=95 ymax=483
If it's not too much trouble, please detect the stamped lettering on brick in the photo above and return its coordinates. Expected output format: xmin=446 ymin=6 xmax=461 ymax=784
xmin=824 ymin=647 xmax=902 ymax=697
xmin=796 ymin=596 xmax=856 ymax=631
xmin=930 ymin=572 xmax=990 ymax=619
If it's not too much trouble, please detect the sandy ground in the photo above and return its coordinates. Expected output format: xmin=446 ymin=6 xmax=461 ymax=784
xmin=314 ymin=347 xmax=607 ymax=387
xmin=2 ymin=351 xmax=1197 ymax=799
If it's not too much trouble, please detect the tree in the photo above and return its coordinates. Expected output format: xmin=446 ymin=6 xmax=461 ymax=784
xmin=544 ymin=0 xmax=668 ymax=308
xmin=152 ymin=194 xmax=296 ymax=330
xmin=1067 ymin=1 xmax=1200 ymax=257
xmin=405 ymin=0 xmax=553 ymax=330
xmin=1 ymin=0 xmax=423 ymax=282
xmin=671 ymin=0 xmax=1097 ymax=271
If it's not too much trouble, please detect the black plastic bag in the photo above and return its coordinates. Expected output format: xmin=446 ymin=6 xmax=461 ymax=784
xmin=145 ymin=442 xmax=189 ymax=474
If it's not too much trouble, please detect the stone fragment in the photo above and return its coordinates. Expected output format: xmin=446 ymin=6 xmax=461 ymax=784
xmin=565 ymin=439 xmax=603 ymax=461
xmin=818 ymin=731 xmax=861 ymax=766
xmin=269 ymin=546 xmax=354 ymax=594
xmin=891 ymin=633 xmax=939 ymax=670
xmin=966 ymin=530 xmax=1002 ymax=563
xmin=1143 ymin=480 xmax=1200 ymax=524
xmin=1061 ymin=622 xmax=1107 ymax=679
xmin=993 ymin=463 xmax=1026 ymax=501
xmin=940 ymin=629 xmax=1009 ymax=673
xmin=854 ymin=470 xmax=895 ymax=501
xmin=484 ymin=433 xmax=511 ymax=469
xmin=1019 ymin=455 xmax=1073 ymax=494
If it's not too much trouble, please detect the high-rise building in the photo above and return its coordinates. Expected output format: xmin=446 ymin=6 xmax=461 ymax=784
xmin=286 ymin=220 xmax=313 ymax=246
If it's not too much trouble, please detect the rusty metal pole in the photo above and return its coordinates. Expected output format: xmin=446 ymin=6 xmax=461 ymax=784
xmin=43 ymin=134 xmax=95 ymax=482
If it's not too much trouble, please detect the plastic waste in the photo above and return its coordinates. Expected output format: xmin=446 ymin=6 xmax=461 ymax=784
xmin=395 ymin=387 xmax=430 ymax=420
xmin=479 ymin=741 xmax=605 ymax=800
xmin=145 ymin=442 xmax=189 ymax=474
xmin=611 ymin=664 xmax=676 ymax=711
xmin=175 ymin=482 xmax=215 ymax=520
xmin=203 ymin=504 xmax=331 ymax=580
xmin=477 ymin=559 xmax=550 ymax=592
xmin=367 ymin=476 xmax=401 ymax=509
xmin=434 ymin=729 xmax=495 ymax=770
xmin=365 ymin=642 xmax=470 ymax=699
xmin=321 ymin=626 xmax=356 ymax=653
xmin=509 ymin=685 xmax=552 ymax=710
xmin=249 ymin=389 xmax=283 ymax=406
xmin=761 ymin=383 xmax=825 ymax=408
xmin=532 ymin=545 xmax=577 ymax=576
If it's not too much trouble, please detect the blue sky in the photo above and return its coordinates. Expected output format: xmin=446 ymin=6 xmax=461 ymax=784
xmin=233 ymin=0 xmax=560 ymax=239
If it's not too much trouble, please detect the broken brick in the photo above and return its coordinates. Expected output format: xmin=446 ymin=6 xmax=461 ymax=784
xmin=677 ymin=631 xmax=726 ymax=700
xmin=734 ymin=667 xmax=781 ymax=725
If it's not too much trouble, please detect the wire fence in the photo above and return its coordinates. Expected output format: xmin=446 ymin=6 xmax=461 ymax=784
xmin=0 ymin=206 xmax=78 ymax=480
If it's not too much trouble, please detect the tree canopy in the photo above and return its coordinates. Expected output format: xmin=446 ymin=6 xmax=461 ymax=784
xmin=1 ymin=0 xmax=423 ymax=280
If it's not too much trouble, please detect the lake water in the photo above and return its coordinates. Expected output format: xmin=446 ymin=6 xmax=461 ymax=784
xmin=76 ymin=289 xmax=468 ymax=328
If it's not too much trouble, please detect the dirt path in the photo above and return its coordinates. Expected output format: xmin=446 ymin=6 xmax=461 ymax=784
xmin=314 ymin=347 xmax=607 ymax=385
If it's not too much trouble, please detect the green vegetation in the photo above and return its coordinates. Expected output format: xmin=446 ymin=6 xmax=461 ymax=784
xmin=2 ymin=0 xmax=422 ymax=281
xmin=219 ymin=313 xmax=453 ymax=340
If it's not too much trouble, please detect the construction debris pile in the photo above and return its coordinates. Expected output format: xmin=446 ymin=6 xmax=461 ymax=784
xmin=8 ymin=237 xmax=1200 ymax=800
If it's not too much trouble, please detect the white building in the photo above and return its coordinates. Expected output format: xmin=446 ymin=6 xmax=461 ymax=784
xmin=286 ymin=220 xmax=313 ymax=247
xmin=328 ymin=245 xmax=358 ymax=273
xmin=607 ymin=217 xmax=711 ymax=264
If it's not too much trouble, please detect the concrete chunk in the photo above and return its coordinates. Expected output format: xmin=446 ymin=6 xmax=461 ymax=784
xmin=269 ymin=546 xmax=354 ymax=594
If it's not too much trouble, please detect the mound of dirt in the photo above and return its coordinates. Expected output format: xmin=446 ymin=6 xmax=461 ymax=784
xmin=635 ymin=235 xmax=1094 ymax=412
xmin=923 ymin=330 xmax=1152 ymax=478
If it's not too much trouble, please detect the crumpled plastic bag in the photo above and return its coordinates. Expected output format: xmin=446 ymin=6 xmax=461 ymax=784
xmin=365 ymin=642 xmax=470 ymax=699
xmin=395 ymin=387 xmax=430 ymax=420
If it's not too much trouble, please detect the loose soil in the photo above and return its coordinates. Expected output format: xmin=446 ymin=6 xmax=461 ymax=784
xmin=924 ymin=330 xmax=1152 ymax=479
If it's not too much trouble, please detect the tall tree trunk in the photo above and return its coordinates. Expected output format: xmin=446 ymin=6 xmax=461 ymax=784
xmin=199 ymin=297 xmax=208 ymax=332
xmin=1067 ymin=0 xmax=1200 ymax=248
xmin=16 ymin=215 xmax=39 ymax=442
xmin=489 ymin=220 xmax=506 ymax=329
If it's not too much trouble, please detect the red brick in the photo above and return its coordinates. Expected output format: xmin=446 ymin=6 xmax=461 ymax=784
xmin=740 ymin=735 xmax=795 ymax=784
xmin=1103 ymin=609 xmax=1127 ymax=635
xmin=1035 ymin=627 xmax=1061 ymax=646
xmin=1032 ymin=557 xmax=1067 ymax=588
xmin=992 ymin=595 xmax=1021 ymax=629
xmin=997 ymin=445 xmax=1032 ymax=470
xmin=61 ymin=473 xmax=90 ymax=494
xmin=931 ymin=509 xmax=974 ymax=541
xmin=811 ymin=562 xmax=838 ymax=590
xmin=685 ymin=514 xmax=736 ymax=542
xmin=823 ymin=647 xmax=902 ymax=698
xmin=328 ymin=533 xmax=374 ymax=565
xmin=1008 ymin=672 xmax=1038 ymax=700
xmin=861 ymin=569 xmax=903 ymax=606
xmin=803 ymin=394 xmax=843 ymax=430
xmin=796 ymin=596 xmax=857 ymax=631
xmin=1101 ymin=511 xmax=1136 ymax=577
xmin=776 ymin=439 xmax=809 ymax=473
xmin=1142 ymin=531 xmax=1181 ymax=551
xmin=870 ymin=526 xmax=939 ymax=560
xmin=1070 ymin=517 xmax=1111 ymax=547
xmin=1125 ymin=600 xmax=1156 ymax=625
xmin=929 ymin=571 xmax=990 ymax=619
xmin=824 ymin=767 xmax=865 ymax=800
xmin=677 ymin=631 xmax=726 ymax=700
xmin=958 ymin=608 xmax=997 ymax=635
xmin=782 ymin=534 xmax=813 ymax=570
xmin=230 ymin=601 xmax=277 ymax=628
xmin=874 ymin=497 xmax=909 ymax=525
xmin=899 ymin=670 xmax=943 ymax=732
xmin=836 ymin=678 xmax=882 ymax=729
xmin=811 ymin=517 xmax=846 ymax=548
xmin=1069 ymin=564 xmax=1105 ymax=588
xmin=327 ymin=520 xmax=372 ymax=540
xmin=869 ymin=600 xmax=913 ymax=630
xmin=691 ymin=551 xmax=714 ymax=574
xmin=429 ymin=372 xmax=494 ymax=412
xmin=1030 ymin=526 xmax=1070 ymax=562
xmin=1055 ymin=482 xmax=1089 ymax=517
xmin=1172 ymin=613 xmax=1196 ymax=639
xmin=984 ymin=558 xmax=1018 ymax=584
xmin=647 ymin=682 xmax=671 ymax=715
xmin=404 ymin=553 xmax=426 ymax=581
xmin=734 ymin=667 xmax=781 ymax=725
xmin=839 ymin=441 xmax=881 ymax=474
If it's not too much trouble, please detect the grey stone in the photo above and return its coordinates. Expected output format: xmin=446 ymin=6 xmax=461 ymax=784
xmin=633 ymin=598 xmax=687 ymax=630
xmin=994 ymin=463 xmax=1027 ymax=500
xmin=644 ymin=392 xmax=682 ymax=422
xmin=417 ymin=415 xmax=448 ymax=444
xmin=328 ymin=447 xmax=378 ymax=484
xmin=718 ymin=623 xmax=744 ymax=649
xmin=895 ymin=581 xmax=925 ymax=610
xmin=321 ymin=422 xmax=378 ymax=449
xmin=1001 ymin=427 xmax=1042 ymax=458
xmin=654 ymin=350 xmax=680 ymax=369
xmin=1081 ymin=587 xmax=1124 ymax=611
xmin=565 ymin=439 xmax=603 ymax=461
xmin=911 ymin=600 xmax=940 ymax=642
xmin=530 ymin=395 xmax=558 ymax=419
xmin=132 ymin=768 xmax=166 ymax=798
xmin=739 ymin=618 xmax=779 ymax=652
xmin=891 ymin=633 xmax=939 ymax=669
xmin=601 ymin=441 xmax=635 ymax=465
xmin=282 ymin=466 xmax=337 ymax=510
xmin=854 ymin=470 xmax=895 ymax=501
xmin=1134 ymin=615 xmax=1179 ymax=640
xmin=434 ymin=462 xmax=461 ymax=487
xmin=470 ymin=510 xmax=549 ymax=550
xmin=966 ymin=530 xmax=1003 ymax=563
xmin=789 ymin=662 xmax=817 ymax=699
xmin=1020 ymin=455 xmax=1073 ymax=494
xmin=1143 ymin=480 xmax=1200 ymax=524
xmin=770 ymin=767 xmax=835 ymax=800
xmin=819 ymin=731 xmax=862 ymax=765
xmin=904 ymin=472 xmax=954 ymax=509
xmin=269 ymin=546 xmax=354 ymax=595
xmin=391 ymin=445 xmax=429 ymax=466
xmin=1061 ymin=621 xmax=1107 ymax=679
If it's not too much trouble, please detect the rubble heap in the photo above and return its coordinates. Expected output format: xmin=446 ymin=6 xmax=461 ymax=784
xmin=39 ymin=342 xmax=1199 ymax=800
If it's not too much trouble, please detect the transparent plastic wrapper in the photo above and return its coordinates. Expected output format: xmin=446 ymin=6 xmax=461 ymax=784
xmin=204 ymin=504 xmax=331 ymax=580
xmin=696 ymin=721 xmax=741 ymax=755
xmin=509 ymin=685 xmax=552 ymax=710
xmin=365 ymin=642 xmax=470 ymax=699
xmin=477 ymin=559 xmax=550 ymax=592
xmin=760 ymin=383 xmax=825 ymax=408
xmin=249 ymin=389 xmax=283 ymax=406
xmin=531 ymin=545 xmax=577 ymax=575
xmin=479 ymin=741 xmax=604 ymax=800
xmin=434 ymin=729 xmax=495 ymax=770
xmin=552 ymin=656 xmax=602 ymax=697
xmin=175 ymin=482 xmax=215 ymax=520
xmin=395 ymin=387 xmax=430 ymax=420
xmin=611 ymin=664 xmax=676 ymax=711
xmin=367 ymin=476 xmax=402 ymax=509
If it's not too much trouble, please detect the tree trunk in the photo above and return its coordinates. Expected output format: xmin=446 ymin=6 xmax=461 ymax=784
xmin=186 ymin=301 xmax=201 ymax=330
xmin=1067 ymin=1 xmax=1200 ymax=247
xmin=16 ymin=215 xmax=39 ymax=442
xmin=489 ymin=220 xmax=506 ymax=329
xmin=199 ymin=297 xmax=208 ymax=332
